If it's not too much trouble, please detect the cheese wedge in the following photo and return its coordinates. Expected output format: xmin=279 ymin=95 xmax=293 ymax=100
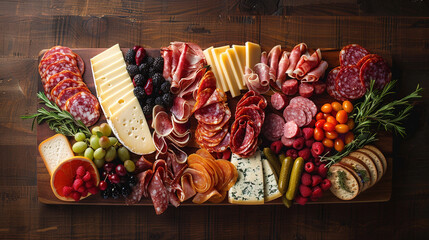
xmin=203 ymin=47 xmax=224 ymax=91
xmin=211 ymin=46 xmax=230 ymax=92
xmin=99 ymin=75 xmax=132 ymax=100
xmin=91 ymin=51 xmax=123 ymax=71
xmin=245 ymin=42 xmax=261 ymax=69
xmin=261 ymin=152 xmax=282 ymax=202
xmin=93 ymin=58 xmax=126 ymax=80
xmin=226 ymin=48 xmax=246 ymax=90
xmin=219 ymin=52 xmax=240 ymax=97
xmin=108 ymin=90 xmax=136 ymax=115
xmin=232 ymin=45 xmax=246 ymax=74
xmin=90 ymin=44 xmax=121 ymax=64
xmin=101 ymin=86 xmax=134 ymax=117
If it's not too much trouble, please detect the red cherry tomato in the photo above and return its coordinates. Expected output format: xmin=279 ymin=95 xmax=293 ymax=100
xmin=315 ymin=119 xmax=326 ymax=129
xmin=345 ymin=132 xmax=355 ymax=144
xmin=314 ymin=127 xmax=325 ymax=141
xmin=326 ymin=116 xmax=338 ymax=125
xmin=323 ymin=113 xmax=331 ymax=119
xmin=325 ymin=131 xmax=338 ymax=140
xmin=316 ymin=112 xmax=324 ymax=121
xmin=336 ymin=110 xmax=348 ymax=124
xmin=323 ymin=122 xmax=335 ymax=132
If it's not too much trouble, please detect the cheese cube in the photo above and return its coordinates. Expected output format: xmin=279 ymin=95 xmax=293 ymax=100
xmin=245 ymin=42 xmax=261 ymax=69
xmin=261 ymin=152 xmax=282 ymax=202
xmin=219 ymin=52 xmax=241 ymax=98
xmin=226 ymin=48 xmax=246 ymax=90
xmin=211 ymin=46 xmax=230 ymax=92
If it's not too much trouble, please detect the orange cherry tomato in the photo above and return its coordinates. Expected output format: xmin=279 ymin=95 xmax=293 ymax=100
xmin=345 ymin=132 xmax=355 ymax=144
xmin=326 ymin=116 xmax=338 ymax=125
xmin=342 ymin=100 xmax=354 ymax=113
xmin=336 ymin=110 xmax=348 ymax=124
xmin=335 ymin=124 xmax=349 ymax=134
xmin=323 ymin=113 xmax=331 ymax=119
xmin=315 ymin=119 xmax=326 ymax=129
xmin=323 ymin=122 xmax=335 ymax=132
xmin=346 ymin=118 xmax=355 ymax=130
xmin=322 ymin=138 xmax=334 ymax=148
xmin=334 ymin=138 xmax=345 ymax=152
xmin=314 ymin=127 xmax=325 ymax=141
xmin=321 ymin=103 xmax=333 ymax=113
xmin=325 ymin=131 xmax=338 ymax=140
xmin=331 ymin=102 xmax=343 ymax=112
xmin=316 ymin=112 xmax=324 ymax=121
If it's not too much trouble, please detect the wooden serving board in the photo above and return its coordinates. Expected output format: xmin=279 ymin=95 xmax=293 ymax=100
xmin=37 ymin=47 xmax=393 ymax=205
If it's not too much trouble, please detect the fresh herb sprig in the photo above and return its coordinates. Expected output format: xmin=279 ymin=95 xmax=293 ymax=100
xmin=21 ymin=92 xmax=91 ymax=137
xmin=338 ymin=170 xmax=353 ymax=193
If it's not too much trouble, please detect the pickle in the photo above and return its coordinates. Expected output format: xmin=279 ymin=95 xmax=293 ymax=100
xmin=285 ymin=157 xmax=304 ymax=201
xmin=278 ymin=155 xmax=293 ymax=194
xmin=263 ymin=147 xmax=281 ymax=175
xmin=282 ymin=194 xmax=293 ymax=208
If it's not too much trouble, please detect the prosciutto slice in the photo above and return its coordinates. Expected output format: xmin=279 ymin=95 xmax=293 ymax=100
xmin=243 ymin=64 xmax=270 ymax=94
xmin=302 ymin=61 xmax=329 ymax=82
xmin=261 ymin=51 xmax=268 ymax=65
xmin=293 ymin=49 xmax=322 ymax=79
xmin=286 ymin=43 xmax=307 ymax=78
xmin=267 ymin=45 xmax=281 ymax=81
xmin=276 ymin=51 xmax=290 ymax=89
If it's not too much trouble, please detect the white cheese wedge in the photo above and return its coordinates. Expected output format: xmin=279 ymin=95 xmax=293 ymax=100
xmin=101 ymin=86 xmax=133 ymax=118
xmin=91 ymin=51 xmax=123 ymax=71
xmin=108 ymin=90 xmax=136 ymax=115
xmin=110 ymin=98 xmax=156 ymax=155
xmin=232 ymin=45 xmax=246 ymax=75
xmin=219 ymin=52 xmax=241 ymax=98
xmin=245 ymin=42 xmax=261 ymax=69
xmin=226 ymin=48 xmax=246 ymax=90
xmin=261 ymin=151 xmax=282 ymax=202
xmin=95 ymin=67 xmax=130 ymax=94
xmin=93 ymin=58 xmax=126 ymax=80
xmin=90 ymin=44 xmax=121 ymax=64
xmin=203 ymin=47 xmax=224 ymax=91
xmin=99 ymin=76 xmax=132 ymax=100
xmin=228 ymin=151 xmax=265 ymax=205
xmin=211 ymin=45 xmax=230 ymax=92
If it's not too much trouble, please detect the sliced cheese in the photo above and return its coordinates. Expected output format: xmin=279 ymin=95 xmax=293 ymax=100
xmin=108 ymin=90 xmax=136 ymax=115
xmin=211 ymin=45 xmax=230 ymax=92
xmin=94 ymin=58 xmax=126 ymax=80
xmin=226 ymin=48 xmax=246 ymax=90
xmin=261 ymin=151 xmax=282 ymax=202
xmin=219 ymin=52 xmax=241 ymax=98
xmin=91 ymin=51 xmax=123 ymax=71
xmin=203 ymin=47 xmax=223 ymax=91
xmin=99 ymin=72 xmax=131 ymax=94
xmin=228 ymin=151 xmax=264 ymax=205
xmin=99 ymin=78 xmax=132 ymax=100
xmin=110 ymin=99 xmax=156 ymax=155
xmin=245 ymin=42 xmax=261 ymax=69
xmin=90 ymin=44 xmax=121 ymax=64
xmin=95 ymin=66 xmax=129 ymax=89
xmin=232 ymin=45 xmax=246 ymax=74
xmin=101 ymin=86 xmax=133 ymax=118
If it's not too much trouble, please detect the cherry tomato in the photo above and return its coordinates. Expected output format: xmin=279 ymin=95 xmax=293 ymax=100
xmin=335 ymin=124 xmax=349 ymax=134
xmin=321 ymin=103 xmax=333 ymax=113
xmin=323 ymin=122 xmax=335 ymax=132
xmin=334 ymin=138 xmax=345 ymax=152
xmin=315 ymin=119 xmax=326 ymax=129
xmin=342 ymin=100 xmax=353 ymax=113
xmin=331 ymin=110 xmax=337 ymax=118
xmin=345 ymin=132 xmax=355 ymax=144
xmin=346 ymin=118 xmax=355 ymax=130
xmin=326 ymin=116 xmax=338 ymax=125
xmin=322 ymin=138 xmax=334 ymax=148
xmin=325 ymin=131 xmax=338 ymax=140
xmin=323 ymin=113 xmax=331 ymax=119
xmin=331 ymin=102 xmax=343 ymax=112
xmin=336 ymin=110 xmax=348 ymax=124
xmin=314 ymin=127 xmax=325 ymax=141
xmin=316 ymin=112 xmax=324 ymax=121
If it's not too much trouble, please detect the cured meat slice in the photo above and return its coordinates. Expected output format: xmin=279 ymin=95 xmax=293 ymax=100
xmin=162 ymin=49 xmax=172 ymax=81
xmin=289 ymin=96 xmax=317 ymax=117
xmin=172 ymin=117 xmax=190 ymax=136
xmin=171 ymin=97 xmax=191 ymax=121
xmin=65 ymin=91 xmax=100 ymax=126
xmin=302 ymin=61 xmax=328 ymax=82
xmin=194 ymin=102 xmax=226 ymax=125
xmin=283 ymin=121 xmax=300 ymax=138
xmin=339 ymin=44 xmax=369 ymax=66
xmin=41 ymin=46 xmax=74 ymax=61
xmin=326 ymin=67 xmax=347 ymax=101
xmin=267 ymin=45 xmax=281 ymax=81
xmin=283 ymin=106 xmax=307 ymax=127
xmin=75 ymin=54 xmax=85 ymax=75
xmin=313 ymin=81 xmax=327 ymax=95
xmin=44 ymin=70 xmax=82 ymax=88
xmin=185 ymin=165 xmax=212 ymax=193
xmin=261 ymin=51 xmax=268 ymax=65
xmin=199 ymin=127 xmax=229 ymax=146
xmin=281 ymin=79 xmax=299 ymax=96
xmin=192 ymin=88 xmax=216 ymax=113
xmin=356 ymin=54 xmax=382 ymax=68
xmin=153 ymin=111 xmax=174 ymax=137
xmin=148 ymin=168 xmax=169 ymax=215
xmin=188 ymin=154 xmax=217 ymax=187
xmin=153 ymin=132 xmax=168 ymax=155
xmin=276 ymin=51 xmax=290 ymax=89
xmin=231 ymin=119 xmax=257 ymax=155
xmin=281 ymin=136 xmax=295 ymax=147
xmin=270 ymin=92 xmax=288 ymax=110
xmin=178 ymin=68 xmax=207 ymax=100
xmin=168 ymin=144 xmax=188 ymax=164
xmin=293 ymin=49 xmax=322 ymax=78
xmin=50 ymin=79 xmax=87 ymax=101
xmin=197 ymin=70 xmax=217 ymax=95
xmin=204 ymin=88 xmax=227 ymax=108
xmin=126 ymin=169 xmax=154 ymax=204
xmin=166 ymin=131 xmax=191 ymax=148
xmin=206 ymin=132 xmax=230 ymax=153
xmin=39 ymin=52 xmax=77 ymax=76
xmin=287 ymin=43 xmax=307 ymax=78
xmin=192 ymin=188 xmax=222 ymax=204
xmin=178 ymin=171 xmax=197 ymax=202
xmin=236 ymin=95 xmax=267 ymax=110
xmin=244 ymin=65 xmax=270 ymax=94
xmin=235 ymin=106 xmax=263 ymax=133
xmin=336 ymin=66 xmax=366 ymax=100
xmin=262 ymin=113 xmax=285 ymax=141
xmin=359 ymin=57 xmax=391 ymax=90
xmin=299 ymin=82 xmax=314 ymax=98
xmin=42 ymin=60 xmax=81 ymax=82
xmin=56 ymin=86 xmax=90 ymax=110
xmin=199 ymin=108 xmax=231 ymax=133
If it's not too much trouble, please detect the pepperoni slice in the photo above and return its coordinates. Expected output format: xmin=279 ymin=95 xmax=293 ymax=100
xmin=359 ymin=57 xmax=391 ymax=90
xmin=199 ymin=108 xmax=231 ymax=133
xmin=45 ymin=70 xmax=82 ymax=89
xmin=356 ymin=54 xmax=382 ymax=68
xmin=42 ymin=60 xmax=81 ymax=82
xmin=65 ymin=91 xmax=100 ymax=126
xmin=50 ymin=79 xmax=86 ymax=101
xmin=41 ymin=46 xmax=74 ymax=61
xmin=236 ymin=95 xmax=267 ymax=110
xmin=235 ymin=106 xmax=263 ymax=134
xmin=194 ymin=102 xmax=226 ymax=125
xmin=192 ymin=88 xmax=214 ymax=113
xmin=339 ymin=44 xmax=369 ymax=66
xmin=326 ymin=67 xmax=348 ymax=101
xmin=336 ymin=65 xmax=366 ymax=100
xmin=262 ymin=113 xmax=285 ymax=141
xmin=205 ymin=132 xmax=230 ymax=153
xmin=39 ymin=52 xmax=77 ymax=76
xmin=197 ymin=71 xmax=217 ymax=95
xmin=56 ymin=86 xmax=90 ymax=110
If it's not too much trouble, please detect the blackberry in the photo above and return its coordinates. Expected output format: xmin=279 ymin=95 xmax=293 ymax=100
xmin=125 ymin=48 xmax=136 ymax=65
xmin=154 ymin=96 xmax=164 ymax=107
xmin=111 ymin=185 xmax=120 ymax=199
xmin=146 ymin=56 xmax=154 ymax=66
xmin=133 ymin=74 xmax=146 ymax=87
xmin=148 ymin=67 xmax=156 ymax=78
xmin=160 ymin=81 xmax=171 ymax=93
xmin=152 ymin=73 xmax=164 ymax=85
xmin=139 ymin=63 xmax=150 ymax=76
xmin=162 ymin=93 xmax=174 ymax=108
xmin=101 ymin=190 xmax=110 ymax=199
xmin=152 ymin=56 xmax=164 ymax=73
xmin=127 ymin=64 xmax=139 ymax=78
xmin=121 ymin=184 xmax=131 ymax=197
xmin=145 ymin=97 xmax=155 ymax=106
xmin=142 ymin=104 xmax=152 ymax=116
xmin=133 ymin=86 xmax=146 ymax=100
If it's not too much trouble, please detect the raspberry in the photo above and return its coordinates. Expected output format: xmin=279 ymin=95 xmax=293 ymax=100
xmin=293 ymin=137 xmax=305 ymax=150
xmin=314 ymin=157 xmax=322 ymax=166
xmin=299 ymin=184 xmax=312 ymax=197
xmin=311 ymin=186 xmax=323 ymax=199
xmin=73 ymin=178 xmax=84 ymax=191
xmin=302 ymin=128 xmax=314 ymax=140
xmin=312 ymin=175 xmax=322 ymax=187
xmin=301 ymin=173 xmax=312 ymax=186
xmin=307 ymin=119 xmax=316 ymax=128
xmin=318 ymin=164 xmax=328 ymax=178
xmin=305 ymin=162 xmax=315 ymax=173
xmin=85 ymin=181 xmax=94 ymax=188
xmin=62 ymin=186 xmax=73 ymax=197
xmin=321 ymin=179 xmax=332 ymax=191
xmin=305 ymin=139 xmax=314 ymax=148
xmin=311 ymin=142 xmax=324 ymax=155
xmin=82 ymin=171 xmax=92 ymax=182
xmin=298 ymin=148 xmax=311 ymax=161
xmin=286 ymin=149 xmax=298 ymax=159
xmin=71 ymin=191 xmax=81 ymax=202
xmin=270 ymin=140 xmax=283 ymax=155
xmin=88 ymin=187 xmax=99 ymax=195
xmin=294 ymin=195 xmax=308 ymax=205
xmin=76 ymin=166 xmax=86 ymax=178
xmin=81 ymin=189 xmax=88 ymax=197
xmin=77 ymin=186 xmax=86 ymax=193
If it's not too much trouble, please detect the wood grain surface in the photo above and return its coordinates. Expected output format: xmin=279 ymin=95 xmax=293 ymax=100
xmin=1 ymin=1 xmax=429 ymax=239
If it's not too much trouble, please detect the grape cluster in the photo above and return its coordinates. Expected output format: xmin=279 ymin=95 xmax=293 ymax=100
xmin=98 ymin=162 xmax=137 ymax=199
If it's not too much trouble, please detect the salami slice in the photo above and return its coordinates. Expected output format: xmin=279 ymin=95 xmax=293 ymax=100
xmin=339 ymin=44 xmax=369 ymax=66
xmin=283 ymin=106 xmax=307 ymax=127
xmin=148 ymin=168 xmax=169 ymax=215
xmin=359 ymin=57 xmax=391 ymax=90
xmin=356 ymin=54 xmax=382 ymax=68
xmin=65 ymin=91 xmax=100 ymax=126
xmin=56 ymin=86 xmax=90 ymax=110
xmin=199 ymin=127 xmax=229 ymax=146
xmin=289 ymin=96 xmax=317 ymax=117
xmin=270 ymin=92 xmax=288 ymax=111
xmin=336 ymin=66 xmax=366 ymax=100
xmin=281 ymin=136 xmax=295 ymax=147
xmin=281 ymin=79 xmax=299 ymax=96
xmin=51 ymin=79 xmax=87 ymax=101
xmin=236 ymin=95 xmax=267 ymax=111
xmin=199 ymin=108 xmax=231 ymax=132
xmin=45 ymin=70 xmax=83 ymax=87
xmin=299 ymin=82 xmax=314 ymax=98
xmin=235 ymin=106 xmax=263 ymax=134
xmin=194 ymin=102 xmax=226 ymax=125
xmin=326 ymin=67 xmax=348 ymax=101
xmin=41 ymin=60 xmax=81 ymax=82
xmin=39 ymin=52 xmax=77 ymax=76
xmin=206 ymin=132 xmax=230 ymax=153
xmin=262 ymin=113 xmax=285 ymax=141
xmin=192 ymin=88 xmax=215 ymax=113
xmin=313 ymin=81 xmax=326 ymax=95
xmin=41 ymin=46 xmax=74 ymax=61
xmin=75 ymin=53 xmax=85 ymax=75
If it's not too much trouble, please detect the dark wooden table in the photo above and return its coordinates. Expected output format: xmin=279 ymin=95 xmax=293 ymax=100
xmin=1 ymin=0 xmax=429 ymax=239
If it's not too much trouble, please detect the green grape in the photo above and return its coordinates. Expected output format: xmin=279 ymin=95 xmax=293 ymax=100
xmin=72 ymin=141 xmax=87 ymax=153
xmin=104 ymin=146 xmax=117 ymax=162
xmin=84 ymin=147 xmax=94 ymax=160
xmin=99 ymin=136 xmax=111 ymax=149
xmin=76 ymin=152 xmax=85 ymax=156
xmin=99 ymin=123 xmax=112 ymax=136
xmin=74 ymin=132 xmax=86 ymax=142
xmin=93 ymin=148 xmax=106 ymax=160
xmin=117 ymin=147 xmax=130 ymax=162
xmin=90 ymin=135 xmax=101 ymax=149
xmin=91 ymin=126 xmax=101 ymax=135
xmin=108 ymin=137 xmax=118 ymax=147
xmin=93 ymin=158 xmax=105 ymax=168
xmin=124 ymin=160 xmax=136 ymax=172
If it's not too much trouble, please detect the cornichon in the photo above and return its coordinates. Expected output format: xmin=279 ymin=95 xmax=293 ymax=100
xmin=282 ymin=194 xmax=292 ymax=208
xmin=278 ymin=155 xmax=293 ymax=194
xmin=263 ymin=148 xmax=281 ymax=175
xmin=285 ymin=157 xmax=304 ymax=201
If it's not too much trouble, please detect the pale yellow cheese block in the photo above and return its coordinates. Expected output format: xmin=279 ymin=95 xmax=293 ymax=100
xmin=93 ymin=58 xmax=126 ymax=80
xmin=211 ymin=45 xmax=230 ymax=92
xmin=226 ymin=48 xmax=246 ymax=90
xmin=108 ymin=90 xmax=136 ymax=116
xmin=98 ymin=71 xmax=131 ymax=94
xmin=91 ymin=51 xmax=124 ymax=71
xmin=232 ymin=45 xmax=246 ymax=74
xmin=100 ymin=85 xmax=134 ymax=118
xmin=245 ymin=42 xmax=261 ymax=69
xmin=203 ymin=47 xmax=224 ymax=91
xmin=90 ymin=44 xmax=121 ymax=64
xmin=99 ymin=78 xmax=132 ymax=100
xmin=219 ymin=52 xmax=241 ymax=97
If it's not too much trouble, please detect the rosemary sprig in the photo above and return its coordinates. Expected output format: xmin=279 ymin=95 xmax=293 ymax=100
xmin=337 ymin=171 xmax=353 ymax=193
xmin=21 ymin=92 xmax=91 ymax=137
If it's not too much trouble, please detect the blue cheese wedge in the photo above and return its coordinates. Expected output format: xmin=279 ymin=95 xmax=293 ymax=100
xmin=261 ymin=151 xmax=282 ymax=202
xmin=228 ymin=151 xmax=264 ymax=205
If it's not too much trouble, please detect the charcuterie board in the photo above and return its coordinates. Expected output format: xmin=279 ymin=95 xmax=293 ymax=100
xmin=36 ymin=48 xmax=393 ymax=205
